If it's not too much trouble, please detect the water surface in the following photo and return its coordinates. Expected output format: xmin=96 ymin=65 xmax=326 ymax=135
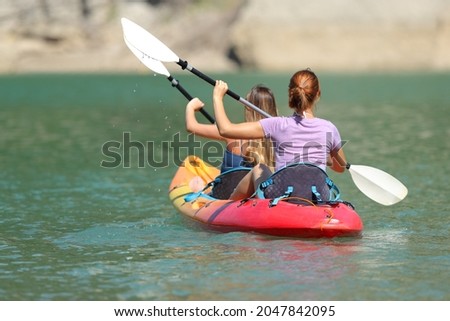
xmin=0 ymin=72 xmax=449 ymax=300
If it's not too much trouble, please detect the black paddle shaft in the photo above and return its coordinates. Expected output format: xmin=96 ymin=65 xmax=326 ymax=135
xmin=177 ymin=60 xmax=239 ymax=99
xmin=167 ymin=76 xmax=216 ymax=124
xmin=176 ymin=59 xmax=273 ymax=119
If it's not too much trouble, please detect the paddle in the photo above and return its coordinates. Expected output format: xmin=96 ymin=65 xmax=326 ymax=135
xmin=346 ymin=164 xmax=408 ymax=206
xmin=121 ymin=17 xmax=408 ymax=205
xmin=123 ymin=37 xmax=215 ymax=124
xmin=121 ymin=17 xmax=272 ymax=119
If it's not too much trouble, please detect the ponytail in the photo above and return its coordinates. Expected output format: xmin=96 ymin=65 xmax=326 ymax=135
xmin=288 ymin=69 xmax=320 ymax=114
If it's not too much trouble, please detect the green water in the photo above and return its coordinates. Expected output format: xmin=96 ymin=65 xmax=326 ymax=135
xmin=0 ymin=72 xmax=449 ymax=300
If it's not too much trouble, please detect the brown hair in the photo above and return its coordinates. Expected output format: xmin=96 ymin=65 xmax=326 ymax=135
xmin=288 ymin=69 xmax=321 ymax=114
xmin=243 ymin=85 xmax=278 ymax=168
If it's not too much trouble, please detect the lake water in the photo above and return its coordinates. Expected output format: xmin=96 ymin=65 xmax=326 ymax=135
xmin=0 ymin=72 xmax=449 ymax=301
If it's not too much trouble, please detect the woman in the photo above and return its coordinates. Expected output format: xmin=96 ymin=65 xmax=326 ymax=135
xmin=185 ymin=84 xmax=278 ymax=172
xmin=212 ymin=69 xmax=347 ymax=200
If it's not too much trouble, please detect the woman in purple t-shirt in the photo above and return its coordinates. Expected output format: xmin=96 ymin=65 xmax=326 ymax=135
xmin=212 ymin=69 xmax=348 ymax=200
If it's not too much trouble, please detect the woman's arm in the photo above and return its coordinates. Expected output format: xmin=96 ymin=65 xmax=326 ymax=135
xmin=185 ymin=98 xmax=224 ymax=141
xmin=213 ymin=81 xmax=265 ymax=139
xmin=329 ymin=148 xmax=347 ymax=173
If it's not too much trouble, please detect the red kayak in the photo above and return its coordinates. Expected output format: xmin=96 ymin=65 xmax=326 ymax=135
xmin=169 ymin=156 xmax=363 ymax=238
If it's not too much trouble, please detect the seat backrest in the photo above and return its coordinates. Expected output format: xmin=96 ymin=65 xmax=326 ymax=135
xmin=258 ymin=163 xmax=338 ymax=204
xmin=210 ymin=167 xmax=252 ymax=200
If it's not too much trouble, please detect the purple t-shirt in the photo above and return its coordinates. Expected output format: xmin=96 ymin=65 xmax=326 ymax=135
xmin=259 ymin=114 xmax=342 ymax=171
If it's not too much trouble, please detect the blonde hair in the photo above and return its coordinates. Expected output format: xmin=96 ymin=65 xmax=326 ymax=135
xmin=242 ymin=85 xmax=278 ymax=168
xmin=288 ymin=69 xmax=321 ymax=114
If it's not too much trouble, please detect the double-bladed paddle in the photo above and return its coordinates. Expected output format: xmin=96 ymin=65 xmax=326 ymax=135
xmin=121 ymin=17 xmax=272 ymax=118
xmin=121 ymin=17 xmax=408 ymax=206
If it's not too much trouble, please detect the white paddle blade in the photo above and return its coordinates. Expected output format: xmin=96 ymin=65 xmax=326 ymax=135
xmin=348 ymin=165 xmax=408 ymax=206
xmin=121 ymin=17 xmax=179 ymax=62
xmin=124 ymin=38 xmax=170 ymax=76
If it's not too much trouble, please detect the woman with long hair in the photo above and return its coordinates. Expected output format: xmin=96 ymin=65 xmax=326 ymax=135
xmin=185 ymin=84 xmax=278 ymax=172
xmin=212 ymin=69 xmax=347 ymax=200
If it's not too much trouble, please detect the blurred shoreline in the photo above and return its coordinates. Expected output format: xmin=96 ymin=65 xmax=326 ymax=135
xmin=1 ymin=0 xmax=449 ymax=75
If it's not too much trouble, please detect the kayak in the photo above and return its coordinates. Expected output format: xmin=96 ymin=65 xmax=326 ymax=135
xmin=169 ymin=156 xmax=364 ymax=238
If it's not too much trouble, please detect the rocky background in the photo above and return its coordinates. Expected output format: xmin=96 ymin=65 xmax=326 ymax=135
xmin=1 ymin=0 xmax=450 ymax=74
